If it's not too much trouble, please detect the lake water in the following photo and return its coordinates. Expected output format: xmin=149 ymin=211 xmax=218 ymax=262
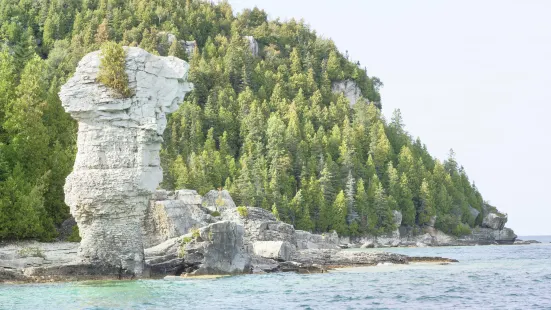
xmin=1 ymin=240 xmax=550 ymax=310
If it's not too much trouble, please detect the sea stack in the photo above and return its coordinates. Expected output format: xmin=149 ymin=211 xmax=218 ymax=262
xmin=59 ymin=47 xmax=193 ymax=276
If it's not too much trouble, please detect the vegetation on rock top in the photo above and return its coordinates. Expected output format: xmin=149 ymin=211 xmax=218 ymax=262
xmin=97 ymin=41 xmax=133 ymax=98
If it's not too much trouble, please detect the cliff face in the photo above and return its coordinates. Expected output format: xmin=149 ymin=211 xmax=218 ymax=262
xmin=58 ymin=47 xmax=192 ymax=276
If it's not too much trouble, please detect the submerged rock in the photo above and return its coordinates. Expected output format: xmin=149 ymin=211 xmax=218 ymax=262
xmin=291 ymin=249 xmax=409 ymax=267
xmin=59 ymin=47 xmax=192 ymax=276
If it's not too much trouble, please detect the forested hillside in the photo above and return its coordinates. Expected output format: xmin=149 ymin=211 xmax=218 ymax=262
xmin=0 ymin=0 xmax=487 ymax=240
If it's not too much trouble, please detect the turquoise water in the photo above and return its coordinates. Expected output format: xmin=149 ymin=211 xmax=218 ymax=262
xmin=1 ymin=243 xmax=550 ymax=310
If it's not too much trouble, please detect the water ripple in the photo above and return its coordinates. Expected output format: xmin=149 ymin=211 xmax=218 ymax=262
xmin=0 ymin=244 xmax=550 ymax=309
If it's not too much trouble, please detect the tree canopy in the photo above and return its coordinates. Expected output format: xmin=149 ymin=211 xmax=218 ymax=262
xmin=0 ymin=0 xmax=487 ymax=240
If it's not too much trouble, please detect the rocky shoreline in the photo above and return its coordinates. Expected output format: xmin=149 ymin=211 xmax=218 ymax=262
xmin=0 ymin=47 xmax=519 ymax=284
xmin=0 ymin=188 xmax=524 ymax=284
xmin=0 ymin=241 xmax=458 ymax=284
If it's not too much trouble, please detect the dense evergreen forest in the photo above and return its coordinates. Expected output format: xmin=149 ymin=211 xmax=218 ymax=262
xmin=0 ymin=0 xmax=488 ymax=241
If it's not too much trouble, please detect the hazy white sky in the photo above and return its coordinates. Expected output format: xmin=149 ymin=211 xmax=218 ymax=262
xmin=227 ymin=0 xmax=551 ymax=235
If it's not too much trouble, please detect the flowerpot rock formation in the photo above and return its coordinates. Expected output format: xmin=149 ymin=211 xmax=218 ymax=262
xmin=59 ymin=47 xmax=193 ymax=276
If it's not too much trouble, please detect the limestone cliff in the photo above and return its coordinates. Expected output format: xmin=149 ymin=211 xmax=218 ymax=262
xmin=332 ymin=80 xmax=362 ymax=106
xmin=59 ymin=47 xmax=192 ymax=276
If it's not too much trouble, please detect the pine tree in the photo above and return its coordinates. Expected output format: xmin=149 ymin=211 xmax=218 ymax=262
xmin=371 ymin=183 xmax=394 ymax=234
xmin=292 ymin=190 xmax=314 ymax=231
xmin=399 ymin=174 xmax=416 ymax=226
xmin=0 ymin=51 xmax=16 ymax=140
xmin=290 ymin=47 xmax=302 ymax=75
xmin=355 ymin=178 xmax=369 ymax=233
xmin=326 ymin=50 xmax=342 ymax=80
xmin=369 ymin=121 xmax=392 ymax=172
xmin=168 ymin=39 xmax=186 ymax=60
xmin=95 ymin=19 xmax=109 ymax=44
xmin=418 ymin=179 xmax=435 ymax=226
xmin=345 ymin=170 xmax=357 ymax=224
xmin=331 ymin=190 xmax=348 ymax=236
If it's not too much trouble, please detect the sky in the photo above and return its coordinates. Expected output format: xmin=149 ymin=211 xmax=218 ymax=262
xmin=227 ymin=0 xmax=551 ymax=235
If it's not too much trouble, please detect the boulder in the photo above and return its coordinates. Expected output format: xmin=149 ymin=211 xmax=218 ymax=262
xmin=24 ymin=263 xmax=137 ymax=281
xmin=339 ymin=236 xmax=350 ymax=245
xmin=202 ymin=189 xmax=236 ymax=213
xmin=416 ymin=242 xmax=428 ymax=247
xmin=174 ymin=189 xmax=202 ymax=204
xmin=295 ymin=230 xmax=339 ymax=250
xmin=59 ymin=47 xmax=192 ymax=276
xmin=250 ymin=256 xmax=280 ymax=273
xmin=331 ymin=80 xmax=362 ymax=106
xmin=0 ymin=268 xmax=29 ymax=282
xmin=493 ymin=227 xmax=517 ymax=244
xmin=360 ymin=240 xmax=376 ymax=248
xmin=221 ymin=207 xmax=297 ymax=252
xmin=0 ymin=242 xmax=78 ymax=271
xmin=144 ymin=236 xmax=183 ymax=258
xmin=182 ymin=221 xmax=251 ymax=275
xmin=253 ymin=241 xmax=295 ymax=261
xmin=482 ymin=212 xmax=507 ymax=230
xmin=466 ymin=227 xmax=517 ymax=245
xmin=152 ymin=189 xmax=172 ymax=201
xmin=143 ymin=198 xmax=214 ymax=248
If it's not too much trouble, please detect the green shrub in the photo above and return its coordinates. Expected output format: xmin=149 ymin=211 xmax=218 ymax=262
xmin=179 ymin=236 xmax=193 ymax=258
xmin=97 ymin=41 xmax=133 ymax=98
xmin=67 ymin=225 xmax=81 ymax=242
xmin=435 ymin=214 xmax=457 ymax=234
xmin=18 ymin=247 xmax=45 ymax=258
xmin=452 ymin=223 xmax=472 ymax=237
xmin=237 ymin=206 xmax=249 ymax=218
xmin=190 ymin=228 xmax=200 ymax=240
xmin=210 ymin=211 xmax=221 ymax=217
xmin=178 ymin=246 xmax=186 ymax=258
xmin=182 ymin=236 xmax=192 ymax=244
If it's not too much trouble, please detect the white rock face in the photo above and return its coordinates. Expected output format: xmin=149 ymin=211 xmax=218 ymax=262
xmin=253 ymin=241 xmax=294 ymax=261
xmin=202 ymin=189 xmax=236 ymax=212
xmin=295 ymin=230 xmax=339 ymax=250
xmin=59 ymin=47 xmax=193 ymax=276
xmin=331 ymin=80 xmax=362 ymax=106
xmin=244 ymin=36 xmax=259 ymax=57
xmin=143 ymin=190 xmax=215 ymax=248
xmin=184 ymin=221 xmax=251 ymax=275
xmin=482 ymin=212 xmax=508 ymax=230
xmin=183 ymin=41 xmax=197 ymax=57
